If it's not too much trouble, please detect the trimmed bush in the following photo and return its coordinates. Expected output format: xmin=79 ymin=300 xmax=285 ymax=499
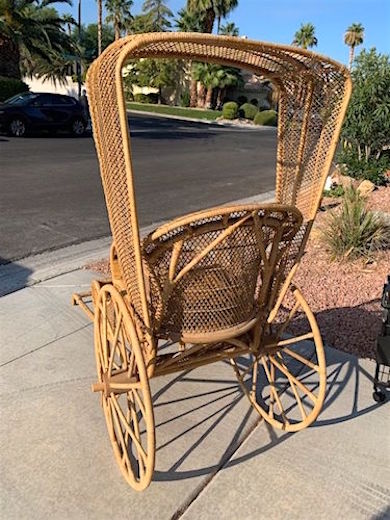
xmin=320 ymin=187 xmax=390 ymax=261
xmin=0 ymin=76 xmax=29 ymax=102
xmin=222 ymin=101 xmax=238 ymax=120
xmin=237 ymin=95 xmax=247 ymax=105
xmin=134 ymin=93 xmax=150 ymax=103
xmin=239 ymin=102 xmax=258 ymax=120
xmin=254 ymin=109 xmax=278 ymax=126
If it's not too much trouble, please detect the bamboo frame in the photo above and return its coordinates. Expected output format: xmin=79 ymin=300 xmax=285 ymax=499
xmin=71 ymin=32 xmax=351 ymax=490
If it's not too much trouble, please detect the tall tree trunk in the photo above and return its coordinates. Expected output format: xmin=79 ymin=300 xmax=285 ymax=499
xmin=348 ymin=46 xmax=354 ymax=70
xmin=197 ymin=83 xmax=206 ymax=107
xmin=205 ymin=86 xmax=213 ymax=108
xmin=216 ymin=86 xmax=226 ymax=109
xmin=203 ymin=8 xmax=215 ymax=33
xmin=114 ymin=15 xmax=120 ymax=40
xmin=0 ymin=36 xmax=21 ymax=79
xmin=97 ymin=0 xmax=102 ymax=55
xmin=190 ymin=77 xmax=198 ymax=107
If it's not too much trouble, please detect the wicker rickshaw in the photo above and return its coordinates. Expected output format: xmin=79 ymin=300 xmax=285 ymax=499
xmin=72 ymin=33 xmax=352 ymax=491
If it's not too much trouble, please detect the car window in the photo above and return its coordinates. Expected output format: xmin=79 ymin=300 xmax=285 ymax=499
xmin=50 ymin=95 xmax=76 ymax=106
xmin=59 ymin=95 xmax=76 ymax=105
xmin=5 ymin=93 xmax=38 ymax=105
xmin=30 ymin=94 xmax=53 ymax=106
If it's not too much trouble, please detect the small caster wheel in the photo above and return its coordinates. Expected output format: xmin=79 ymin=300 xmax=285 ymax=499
xmin=373 ymin=390 xmax=386 ymax=403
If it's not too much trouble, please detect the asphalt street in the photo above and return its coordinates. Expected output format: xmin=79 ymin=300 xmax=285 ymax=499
xmin=0 ymin=113 xmax=277 ymax=264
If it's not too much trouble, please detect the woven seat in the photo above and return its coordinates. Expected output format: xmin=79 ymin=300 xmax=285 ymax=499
xmin=143 ymin=204 xmax=302 ymax=342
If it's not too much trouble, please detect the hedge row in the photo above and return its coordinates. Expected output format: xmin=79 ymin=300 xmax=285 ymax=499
xmin=222 ymin=101 xmax=277 ymax=126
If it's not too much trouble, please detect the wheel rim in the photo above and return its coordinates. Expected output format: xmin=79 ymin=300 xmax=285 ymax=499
xmin=10 ymin=119 xmax=25 ymax=136
xmin=94 ymin=285 xmax=155 ymax=490
xmin=233 ymin=287 xmax=326 ymax=432
xmin=72 ymin=119 xmax=84 ymax=135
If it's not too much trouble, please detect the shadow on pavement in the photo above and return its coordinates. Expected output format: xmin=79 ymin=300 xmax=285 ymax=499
xmin=0 ymin=257 xmax=33 ymax=297
xmin=150 ymin=346 xmax=384 ymax=483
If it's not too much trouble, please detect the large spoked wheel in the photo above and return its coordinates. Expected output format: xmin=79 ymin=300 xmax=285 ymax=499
xmin=94 ymin=285 xmax=155 ymax=490
xmin=232 ymin=287 xmax=326 ymax=432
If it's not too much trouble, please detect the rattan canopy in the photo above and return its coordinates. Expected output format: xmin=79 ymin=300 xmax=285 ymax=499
xmin=87 ymin=32 xmax=352 ymax=329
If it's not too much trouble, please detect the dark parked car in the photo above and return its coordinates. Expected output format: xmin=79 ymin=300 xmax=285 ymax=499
xmin=0 ymin=92 xmax=87 ymax=137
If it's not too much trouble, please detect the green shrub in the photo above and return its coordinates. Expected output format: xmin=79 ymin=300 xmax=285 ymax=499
xmin=320 ymin=187 xmax=390 ymax=261
xmin=134 ymin=93 xmax=150 ymax=103
xmin=180 ymin=89 xmax=191 ymax=107
xmin=239 ymin=102 xmax=258 ymax=120
xmin=222 ymin=101 xmax=238 ymax=120
xmin=237 ymin=95 xmax=247 ymax=105
xmin=339 ymin=49 xmax=390 ymax=186
xmin=0 ymin=76 xmax=29 ymax=102
xmin=254 ymin=109 xmax=278 ymax=126
xmin=337 ymin=149 xmax=389 ymax=186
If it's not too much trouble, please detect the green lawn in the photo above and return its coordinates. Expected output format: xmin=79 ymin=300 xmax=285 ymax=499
xmin=126 ymin=102 xmax=221 ymax=121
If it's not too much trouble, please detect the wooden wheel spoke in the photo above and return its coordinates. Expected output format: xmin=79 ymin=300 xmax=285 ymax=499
xmin=109 ymin=399 xmax=133 ymax=473
xmin=235 ymin=357 xmax=257 ymax=382
xmin=111 ymin=395 xmax=148 ymax=464
xmin=283 ymin=346 xmax=319 ymax=372
xmin=128 ymin=350 xmax=136 ymax=377
xmin=275 ymin=300 xmax=300 ymax=338
xmin=128 ymin=394 xmax=145 ymax=479
xmin=261 ymin=356 xmax=289 ymax=425
xmin=277 ymin=352 xmax=307 ymax=420
xmin=251 ymin=358 xmax=259 ymax=398
xmin=108 ymin=313 xmax=123 ymax=373
xmin=118 ymin=328 xmax=128 ymax=370
xmin=274 ymin=332 xmax=314 ymax=348
xmin=269 ymin=361 xmax=275 ymax=419
xmin=269 ymin=355 xmax=317 ymax=404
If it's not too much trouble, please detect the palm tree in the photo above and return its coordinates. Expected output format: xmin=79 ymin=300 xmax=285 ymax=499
xmin=215 ymin=0 xmax=238 ymax=33
xmin=186 ymin=0 xmax=237 ymax=33
xmin=219 ymin=21 xmax=239 ymax=36
xmin=215 ymin=66 xmax=242 ymax=107
xmin=105 ymin=0 xmax=133 ymax=40
xmin=344 ymin=23 xmax=364 ymax=70
xmin=0 ymin=0 xmax=77 ymax=81
xmin=142 ymin=0 xmax=173 ymax=32
xmin=176 ymin=7 xmax=204 ymax=32
xmin=176 ymin=7 xmax=204 ymax=107
xmin=293 ymin=23 xmax=318 ymax=50
xmin=96 ymin=0 xmax=103 ymax=55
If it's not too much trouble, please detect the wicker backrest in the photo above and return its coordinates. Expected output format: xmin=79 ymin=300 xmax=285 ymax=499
xmin=143 ymin=204 xmax=302 ymax=338
xmin=86 ymin=32 xmax=351 ymax=328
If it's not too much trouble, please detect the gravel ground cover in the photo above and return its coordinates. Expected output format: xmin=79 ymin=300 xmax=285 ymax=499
xmin=86 ymin=187 xmax=390 ymax=359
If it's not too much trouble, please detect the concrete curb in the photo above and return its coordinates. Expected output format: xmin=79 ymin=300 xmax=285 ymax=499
xmin=127 ymin=109 xmax=277 ymax=130
xmin=0 ymin=190 xmax=275 ymax=296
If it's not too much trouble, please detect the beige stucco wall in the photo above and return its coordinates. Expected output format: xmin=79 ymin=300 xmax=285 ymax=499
xmin=24 ymin=76 xmax=79 ymax=98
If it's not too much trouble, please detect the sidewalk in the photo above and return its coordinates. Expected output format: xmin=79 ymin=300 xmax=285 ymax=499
xmin=1 ymin=268 xmax=389 ymax=519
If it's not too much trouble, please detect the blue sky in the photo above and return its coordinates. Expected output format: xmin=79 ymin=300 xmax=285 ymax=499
xmin=59 ymin=0 xmax=390 ymax=65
